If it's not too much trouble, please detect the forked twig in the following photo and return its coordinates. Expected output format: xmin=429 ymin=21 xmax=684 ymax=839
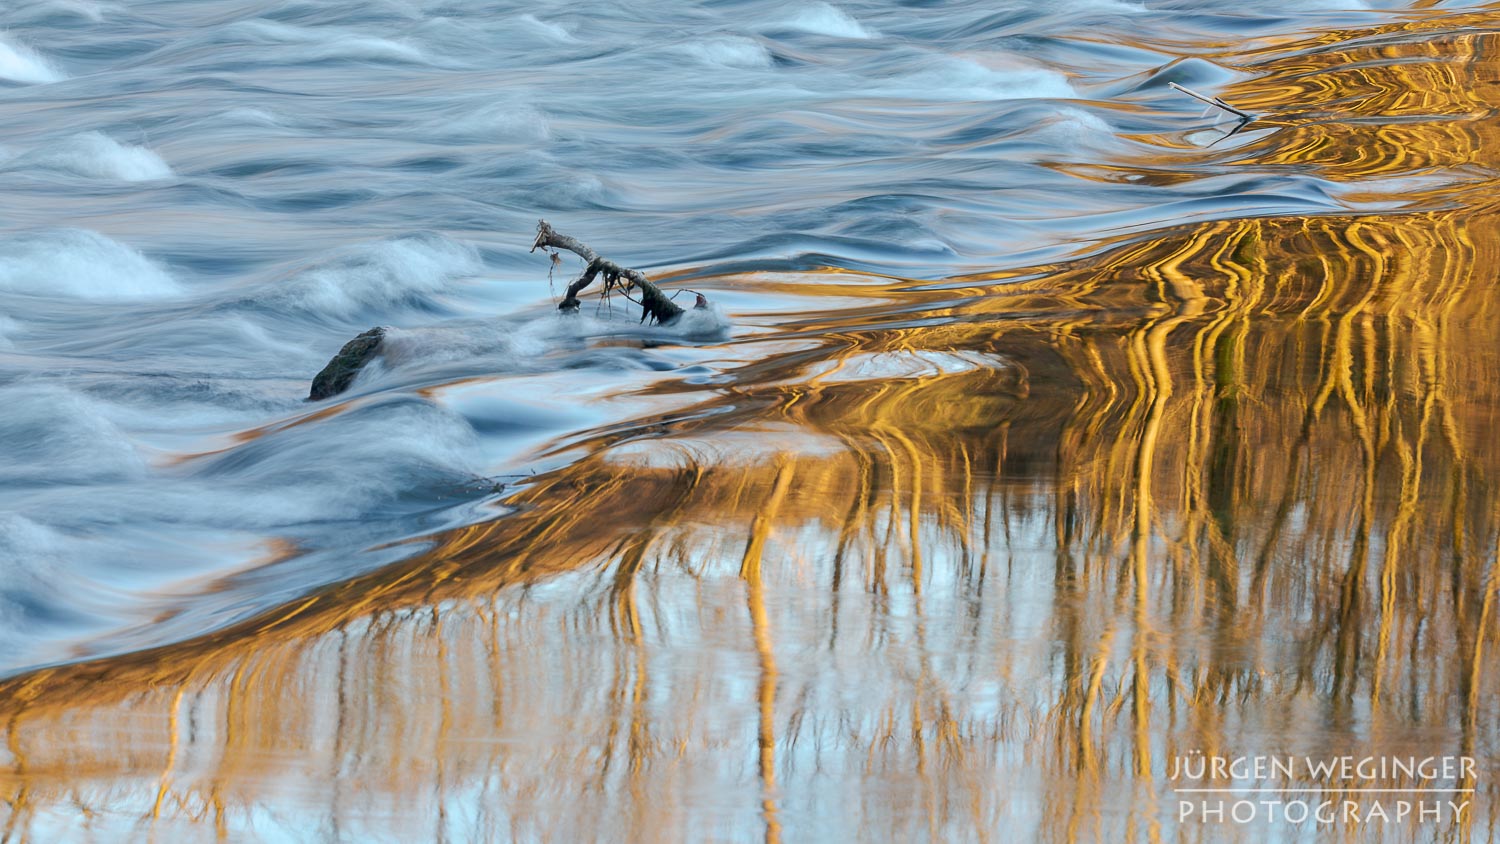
xmin=1168 ymin=82 xmax=1255 ymax=121
xmin=531 ymin=219 xmax=686 ymax=325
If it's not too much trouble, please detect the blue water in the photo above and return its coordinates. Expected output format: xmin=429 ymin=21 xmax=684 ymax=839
xmin=0 ymin=0 xmax=1428 ymax=672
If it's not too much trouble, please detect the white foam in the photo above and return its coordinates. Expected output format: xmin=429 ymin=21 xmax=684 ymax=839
xmin=271 ymin=232 xmax=482 ymax=317
xmin=538 ymin=171 xmax=607 ymax=208
xmin=377 ymin=322 xmax=523 ymax=368
xmin=0 ymin=229 xmax=180 ymax=299
xmin=682 ymin=36 xmax=774 ymax=69
xmin=185 ymin=398 xmax=482 ymax=524
xmin=310 ymin=34 xmax=424 ymax=63
xmin=975 ymin=105 xmax=1117 ymax=162
xmin=0 ymin=36 xmax=65 ymax=84
xmin=364 ymin=299 xmax=728 ymax=389
xmin=1067 ymin=0 xmax=1146 ymax=11
xmin=435 ymin=103 xmax=551 ymax=142
xmin=0 ymin=513 xmax=73 ymax=642
xmin=888 ymin=56 xmax=1075 ymax=101
xmin=1029 ymin=107 xmax=1116 ymax=150
xmin=0 ymin=384 xmax=145 ymax=484
xmin=229 ymin=19 xmax=425 ymax=63
xmin=1286 ymin=0 xmax=1370 ymax=8
xmin=0 ymin=513 xmax=63 ymax=566
xmin=783 ymin=4 xmax=877 ymax=39
xmin=18 ymin=0 xmax=116 ymax=23
xmin=199 ymin=107 xmax=289 ymax=132
xmin=666 ymin=301 xmax=733 ymax=338
xmin=515 ymin=13 xmax=577 ymax=43
xmin=0 ymin=132 xmax=172 ymax=181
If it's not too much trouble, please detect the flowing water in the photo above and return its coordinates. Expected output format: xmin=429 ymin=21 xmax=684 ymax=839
xmin=2 ymin=0 xmax=1499 ymax=841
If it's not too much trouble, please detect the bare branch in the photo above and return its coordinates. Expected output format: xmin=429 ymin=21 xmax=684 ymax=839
xmin=1168 ymin=82 xmax=1254 ymax=121
xmin=533 ymin=219 xmax=685 ymax=324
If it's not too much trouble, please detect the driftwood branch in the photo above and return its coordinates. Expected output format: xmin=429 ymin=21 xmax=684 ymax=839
xmin=532 ymin=219 xmax=684 ymax=325
xmin=308 ymin=223 xmax=706 ymax=400
xmin=1168 ymin=82 xmax=1254 ymax=121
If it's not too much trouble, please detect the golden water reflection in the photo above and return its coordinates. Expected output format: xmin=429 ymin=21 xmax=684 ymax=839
xmin=5 ymin=9 xmax=1500 ymax=843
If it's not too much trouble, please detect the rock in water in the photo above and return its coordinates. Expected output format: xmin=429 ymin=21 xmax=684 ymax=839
xmin=308 ymin=326 xmax=386 ymax=400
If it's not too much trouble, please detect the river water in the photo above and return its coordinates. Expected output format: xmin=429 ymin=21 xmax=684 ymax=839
xmin=2 ymin=0 xmax=1498 ymax=841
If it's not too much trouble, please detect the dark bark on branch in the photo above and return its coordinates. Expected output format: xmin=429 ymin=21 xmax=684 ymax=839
xmin=1168 ymin=82 xmax=1254 ymax=121
xmin=532 ymin=219 xmax=684 ymax=324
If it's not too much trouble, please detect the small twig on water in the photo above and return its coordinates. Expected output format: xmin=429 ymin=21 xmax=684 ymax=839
xmin=1168 ymin=82 xmax=1254 ymax=121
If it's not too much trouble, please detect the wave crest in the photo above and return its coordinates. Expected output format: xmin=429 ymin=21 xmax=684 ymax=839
xmin=0 ymin=132 xmax=172 ymax=181
xmin=0 ymin=230 xmax=180 ymax=299
xmin=0 ymin=36 xmax=65 ymax=84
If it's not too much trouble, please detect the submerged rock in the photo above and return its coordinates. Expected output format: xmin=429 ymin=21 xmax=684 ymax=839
xmin=308 ymin=326 xmax=386 ymax=400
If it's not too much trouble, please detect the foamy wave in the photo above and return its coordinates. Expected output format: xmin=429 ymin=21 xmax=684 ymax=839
xmin=782 ymin=4 xmax=877 ymax=38
xmin=268 ymin=232 xmax=483 ymax=317
xmin=665 ymin=301 xmax=732 ymax=339
xmin=0 ymin=513 xmax=82 ymax=646
xmin=1068 ymin=0 xmax=1147 ymax=11
xmin=515 ymin=13 xmax=577 ymax=43
xmin=0 ymin=230 xmax=180 ymax=299
xmin=227 ymin=19 xmax=425 ymax=63
xmin=1028 ymin=107 xmax=1116 ymax=151
xmin=964 ymin=104 xmax=1117 ymax=163
xmin=1291 ymin=0 xmax=1370 ymax=8
xmin=0 ymin=132 xmax=172 ymax=181
xmin=219 ymin=107 xmax=281 ymax=125
xmin=681 ymin=36 xmax=774 ymax=68
xmin=353 ymin=299 xmax=730 ymax=392
xmin=0 ymin=36 xmax=65 ymax=84
xmin=890 ymin=56 xmax=1075 ymax=101
xmin=10 ymin=0 xmax=117 ymax=24
xmin=0 ymin=514 xmax=63 ymax=566
xmin=376 ymin=322 xmax=533 ymax=371
xmin=0 ymin=384 xmax=145 ymax=484
xmin=191 ymin=397 xmax=481 ymax=523
xmin=432 ymin=103 xmax=551 ymax=142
